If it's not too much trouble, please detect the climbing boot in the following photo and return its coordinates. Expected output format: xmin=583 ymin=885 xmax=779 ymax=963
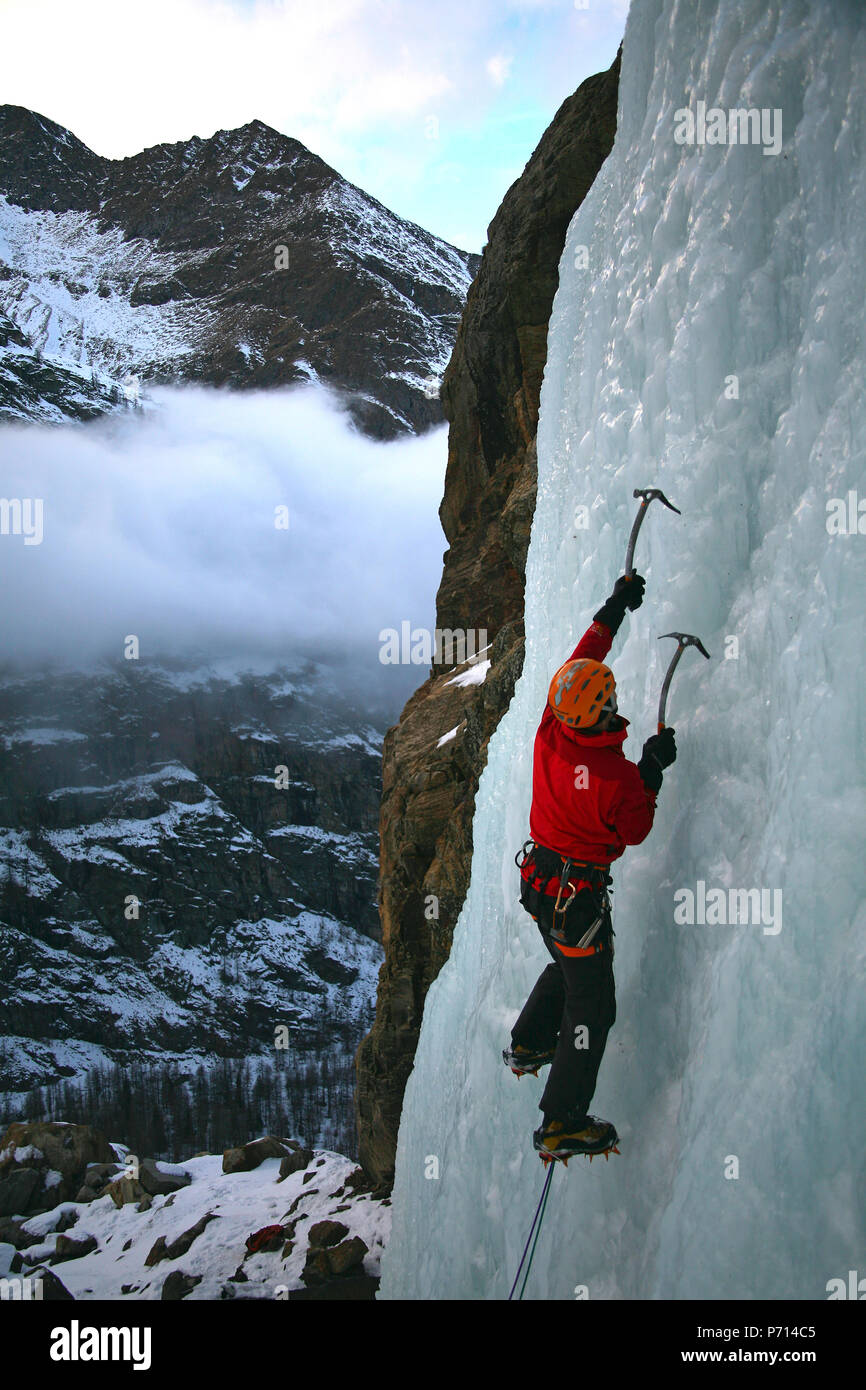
xmin=503 ymin=1043 xmax=556 ymax=1078
xmin=533 ymin=1114 xmax=619 ymax=1165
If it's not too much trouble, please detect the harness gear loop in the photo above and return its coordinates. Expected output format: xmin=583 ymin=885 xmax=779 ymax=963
xmin=516 ymin=841 xmax=614 ymax=952
xmin=514 ymin=839 xmax=534 ymax=870
xmin=551 ymin=857 xmax=576 ymax=940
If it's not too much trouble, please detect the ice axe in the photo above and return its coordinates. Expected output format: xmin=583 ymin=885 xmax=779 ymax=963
xmin=624 ymin=488 xmax=681 ymax=576
xmin=657 ymin=632 xmax=710 ymax=732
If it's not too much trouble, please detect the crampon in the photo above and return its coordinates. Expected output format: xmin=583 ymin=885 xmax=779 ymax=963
xmin=533 ymin=1116 xmax=620 ymax=1167
xmin=502 ymin=1045 xmax=556 ymax=1078
xmin=538 ymin=1140 xmax=621 ymax=1168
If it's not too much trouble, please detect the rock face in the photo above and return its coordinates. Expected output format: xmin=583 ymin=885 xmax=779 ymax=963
xmin=222 ymin=1136 xmax=292 ymax=1175
xmin=0 ymin=663 xmax=384 ymax=1159
xmin=0 ymin=1120 xmax=116 ymax=1215
xmin=0 ymin=105 xmax=479 ymax=436
xmin=354 ymin=53 xmax=621 ymax=1187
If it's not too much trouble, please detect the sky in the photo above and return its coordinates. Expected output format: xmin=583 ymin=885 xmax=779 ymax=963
xmin=1 ymin=0 xmax=628 ymax=251
xmin=0 ymin=382 xmax=450 ymax=715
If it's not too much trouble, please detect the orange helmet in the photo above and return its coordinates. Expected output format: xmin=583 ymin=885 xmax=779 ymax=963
xmin=548 ymin=658 xmax=616 ymax=729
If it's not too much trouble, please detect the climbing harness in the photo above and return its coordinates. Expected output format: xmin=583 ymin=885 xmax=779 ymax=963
xmin=515 ymin=841 xmax=613 ymax=951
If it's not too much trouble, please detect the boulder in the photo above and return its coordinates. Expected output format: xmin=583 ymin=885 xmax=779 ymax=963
xmin=105 ymin=1176 xmax=148 ymax=1209
xmin=327 ymin=1237 xmax=368 ymax=1277
xmin=278 ymin=1148 xmax=313 ymax=1179
xmin=307 ymin=1219 xmax=349 ymax=1249
xmin=26 ymin=1206 xmax=79 ymax=1235
xmin=289 ymin=1273 xmax=378 ymax=1301
xmin=301 ymin=1247 xmax=331 ymax=1285
xmin=27 ymin=1267 xmax=75 ymax=1300
xmin=286 ymin=1188 xmax=317 ymax=1215
xmin=0 ymin=1122 xmax=115 ymax=1213
xmin=137 ymin=1158 xmax=191 ymax=1197
xmin=52 ymin=1233 xmax=98 ymax=1264
xmin=146 ymin=1212 xmax=218 ymax=1266
xmin=144 ymin=1236 xmax=167 ymax=1268
xmin=161 ymin=1270 xmax=201 ymax=1301
xmin=0 ymin=1168 xmax=41 ymax=1218
xmin=301 ymin=1234 xmax=368 ymax=1285
xmin=82 ymin=1162 xmax=120 ymax=1193
xmin=0 ymin=1216 xmax=35 ymax=1250
xmin=222 ymin=1136 xmax=292 ymax=1174
xmin=343 ymin=1167 xmax=375 ymax=1195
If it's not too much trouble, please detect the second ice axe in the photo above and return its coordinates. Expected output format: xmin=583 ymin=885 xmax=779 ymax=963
xmin=624 ymin=488 xmax=681 ymax=576
xmin=657 ymin=632 xmax=710 ymax=732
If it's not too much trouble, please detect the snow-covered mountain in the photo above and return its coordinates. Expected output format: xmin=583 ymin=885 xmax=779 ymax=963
xmin=381 ymin=0 xmax=865 ymax=1299
xmin=0 ymin=100 xmax=477 ymax=1161
xmin=0 ymin=106 xmax=478 ymax=435
xmin=0 ymin=661 xmax=384 ymax=1157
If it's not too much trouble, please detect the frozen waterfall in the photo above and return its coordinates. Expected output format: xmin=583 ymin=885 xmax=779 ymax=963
xmin=380 ymin=0 xmax=865 ymax=1300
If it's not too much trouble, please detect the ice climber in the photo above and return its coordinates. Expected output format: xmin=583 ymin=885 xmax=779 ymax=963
xmin=505 ymin=572 xmax=677 ymax=1162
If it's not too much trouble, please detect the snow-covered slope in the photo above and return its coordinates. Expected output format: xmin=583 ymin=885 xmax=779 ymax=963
xmin=381 ymin=0 xmax=865 ymax=1299
xmin=0 ymin=109 xmax=478 ymax=435
xmin=0 ymin=1137 xmax=390 ymax=1300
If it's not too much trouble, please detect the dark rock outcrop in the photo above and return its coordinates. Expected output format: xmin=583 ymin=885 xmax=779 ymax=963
xmin=306 ymin=1218 xmax=350 ymax=1248
xmin=222 ymin=1136 xmax=291 ymax=1174
xmin=137 ymin=1158 xmax=192 ymax=1197
xmin=278 ymin=1147 xmax=313 ymax=1179
xmin=161 ymin=1269 xmax=202 ymax=1300
xmin=146 ymin=1212 xmax=219 ymax=1266
xmin=302 ymin=1231 xmax=368 ymax=1285
xmin=355 ymin=52 xmax=621 ymax=1187
xmin=0 ymin=1120 xmax=116 ymax=1214
xmin=28 ymin=1267 xmax=75 ymax=1300
xmin=51 ymin=1233 xmax=98 ymax=1263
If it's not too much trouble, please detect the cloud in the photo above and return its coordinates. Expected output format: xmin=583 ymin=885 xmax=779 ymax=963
xmin=486 ymin=54 xmax=514 ymax=87
xmin=0 ymin=383 xmax=449 ymax=716
xmin=1 ymin=0 xmax=482 ymax=157
xmin=1 ymin=0 xmax=626 ymax=251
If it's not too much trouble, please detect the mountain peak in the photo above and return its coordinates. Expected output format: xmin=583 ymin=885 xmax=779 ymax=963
xmin=0 ymin=103 xmax=478 ymax=439
xmin=0 ymin=105 xmax=106 ymax=212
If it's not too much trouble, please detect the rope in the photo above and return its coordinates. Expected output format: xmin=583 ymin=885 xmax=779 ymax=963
xmin=508 ymin=1161 xmax=555 ymax=1300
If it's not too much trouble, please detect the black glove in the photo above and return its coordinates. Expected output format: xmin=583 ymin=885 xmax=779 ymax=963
xmin=593 ymin=573 xmax=646 ymax=635
xmin=638 ymin=727 xmax=677 ymax=793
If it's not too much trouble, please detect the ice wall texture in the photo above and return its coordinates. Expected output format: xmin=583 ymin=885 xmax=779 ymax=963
xmin=380 ymin=0 xmax=865 ymax=1300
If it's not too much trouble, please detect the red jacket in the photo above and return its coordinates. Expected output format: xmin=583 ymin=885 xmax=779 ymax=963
xmin=528 ymin=620 xmax=657 ymax=876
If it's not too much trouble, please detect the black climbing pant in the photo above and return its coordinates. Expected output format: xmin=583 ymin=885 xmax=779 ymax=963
xmin=511 ymin=894 xmax=616 ymax=1124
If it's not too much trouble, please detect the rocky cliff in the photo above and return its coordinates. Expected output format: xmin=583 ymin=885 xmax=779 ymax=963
xmin=0 ymin=106 xmax=478 ymax=436
xmin=355 ymin=52 xmax=621 ymax=1187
